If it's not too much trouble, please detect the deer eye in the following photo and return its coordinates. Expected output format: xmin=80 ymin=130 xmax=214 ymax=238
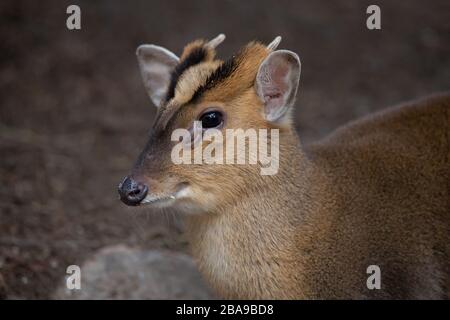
xmin=199 ymin=110 xmax=223 ymax=128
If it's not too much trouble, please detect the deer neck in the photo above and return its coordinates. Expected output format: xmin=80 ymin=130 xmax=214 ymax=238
xmin=185 ymin=133 xmax=321 ymax=299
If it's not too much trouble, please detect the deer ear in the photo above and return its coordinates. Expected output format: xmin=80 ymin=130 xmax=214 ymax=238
xmin=255 ymin=50 xmax=301 ymax=122
xmin=136 ymin=45 xmax=179 ymax=107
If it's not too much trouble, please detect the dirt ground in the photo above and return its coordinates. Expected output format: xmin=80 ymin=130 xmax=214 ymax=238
xmin=0 ymin=1 xmax=449 ymax=299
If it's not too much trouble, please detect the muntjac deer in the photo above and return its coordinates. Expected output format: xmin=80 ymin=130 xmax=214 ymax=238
xmin=118 ymin=34 xmax=449 ymax=299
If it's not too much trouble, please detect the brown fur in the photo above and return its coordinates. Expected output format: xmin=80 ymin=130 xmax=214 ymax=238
xmin=129 ymin=39 xmax=450 ymax=299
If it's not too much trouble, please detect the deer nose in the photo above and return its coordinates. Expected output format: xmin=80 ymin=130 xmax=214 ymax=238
xmin=118 ymin=176 xmax=148 ymax=206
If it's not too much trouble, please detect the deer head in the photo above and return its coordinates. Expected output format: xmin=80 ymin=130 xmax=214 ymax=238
xmin=118 ymin=34 xmax=301 ymax=214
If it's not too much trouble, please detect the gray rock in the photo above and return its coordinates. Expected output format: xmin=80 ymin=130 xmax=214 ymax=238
xmin=53 ymin=245 xmax=215 ymax=299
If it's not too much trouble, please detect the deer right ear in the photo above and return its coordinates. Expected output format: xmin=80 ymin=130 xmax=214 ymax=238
xmin=136 ymin=45 xmax=179 ymax=107
xmin=255 ymin=50 xmax=301 ymax=122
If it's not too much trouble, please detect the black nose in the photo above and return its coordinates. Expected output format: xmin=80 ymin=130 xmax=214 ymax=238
xmin=118 ymin=176 xmax=148 ymax=206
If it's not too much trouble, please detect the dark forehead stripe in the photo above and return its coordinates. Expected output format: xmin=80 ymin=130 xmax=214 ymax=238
xmin=165 ymin=46 xmax=208 ymax=102
xmin=190 ymin=54 xmax=238 ymax=102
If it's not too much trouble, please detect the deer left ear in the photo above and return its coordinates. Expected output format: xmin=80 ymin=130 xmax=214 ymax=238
xmin=255 ymin=50 xmax=301 ymax=122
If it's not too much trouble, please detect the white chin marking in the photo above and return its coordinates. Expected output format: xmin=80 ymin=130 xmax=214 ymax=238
xmin=175 ymin=186 xmax=192 ymax=199
xmin=140 ymin=194 xmax=176 ymax=207
xmin=140 ymin=186 xmax=190 ymax=208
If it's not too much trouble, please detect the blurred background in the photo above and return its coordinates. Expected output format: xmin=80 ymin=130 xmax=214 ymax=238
xmin=0 ymin=0 xmax=449 ymax=299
